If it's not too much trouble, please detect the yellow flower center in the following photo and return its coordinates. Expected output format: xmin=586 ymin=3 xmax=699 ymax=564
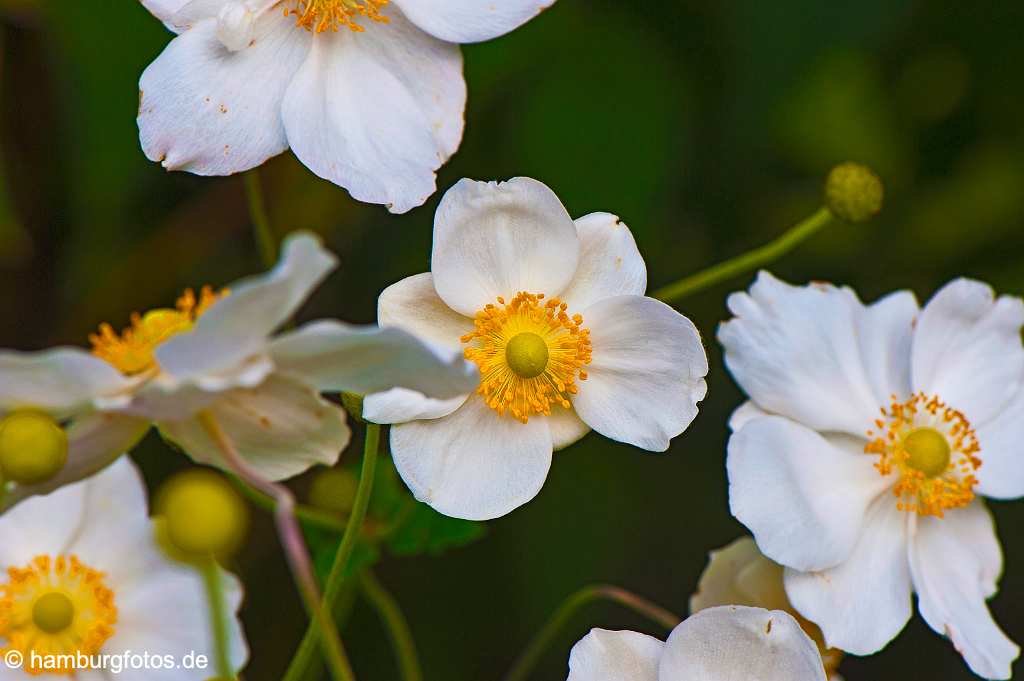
xmin=0 ymin=555 xmax=117 ymax=675
xmin=866 ymin=393 xmax=981 ymax=517
xmin=285 ymin=0 xmax=389 ymax=33
xmin=461 ymin=292 xmax=592 ymax=424
xmin=89 ymin=286 xmax=226 ymax=376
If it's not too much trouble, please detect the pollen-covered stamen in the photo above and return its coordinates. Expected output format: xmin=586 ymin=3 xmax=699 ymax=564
xmin=0 ymin=555 xmax=117 ymax=674
xmin=286 ymin=0 xmax=389 ymax=33
xmin=461 ymin=292 xmax=593 ymax=424
xmin=90 ymin=286 xmax=226 ymax=376
xmin=866 ymin=392 xmax=981 ymax=517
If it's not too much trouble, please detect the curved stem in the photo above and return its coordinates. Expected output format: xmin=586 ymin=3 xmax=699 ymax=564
xmin=198 ymin=411 xmax=355 ymax=681
xmin=243 ymin=170 xmax=277 ymax=268
xmin=200 ymin=557 xmax=236 ymax=680
xmin=502 ymin=584 xmax=682 ymax=681
xmin=228 ymin=474 xmax=348 ymax=533
xmin=652 ymin=206 xmax=834 ymax=304
xmin=360 ymin=570 xmax=423 ymax=681
xmin=283 ymin=423 xmax=381 ymax=681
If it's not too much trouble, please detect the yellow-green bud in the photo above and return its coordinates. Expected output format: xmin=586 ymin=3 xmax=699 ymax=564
xmin=309 ymin=468 xmax=359 ymax=516
xmin=0 ymin=411 xmax=68 ymax=485
xmin=156 ymin=469 xmax=248 ymax=559
xmin=824 ymin=162 xmax=884 ymax=223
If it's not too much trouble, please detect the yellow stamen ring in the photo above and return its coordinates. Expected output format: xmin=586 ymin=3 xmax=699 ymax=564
xmin=286 ymin=0 xmax=389 ymax=33
xmin=461 ymin=292 xmax=592 ymax=424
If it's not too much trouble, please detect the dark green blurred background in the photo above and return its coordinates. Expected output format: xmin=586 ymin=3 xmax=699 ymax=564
xmin=2 ymin=0 xmax=1023 ymax=679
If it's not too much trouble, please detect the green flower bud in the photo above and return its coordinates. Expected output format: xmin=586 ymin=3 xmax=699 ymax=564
xmin=0 ymin=411 xmax=68 ymax=485
xmin=309 ymin=468 xmax=359 ymax=516
xmin=824 ymin=162 xmax=884 ymax=223
xmin=156 ymin=469 xmax=248 ymax=560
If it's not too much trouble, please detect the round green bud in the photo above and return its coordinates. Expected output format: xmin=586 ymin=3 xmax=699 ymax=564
xmin=156 ymin=469 xmax=248 ymax=559
xmin=309 ymin=468 xmax=359 ymax=516
xmin=824 ymin=162 xmax=884 ymax=223
xmin=0 ymin=411 xmax=68 ymax=485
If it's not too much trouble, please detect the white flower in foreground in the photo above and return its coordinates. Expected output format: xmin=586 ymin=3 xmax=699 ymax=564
xmin=567 ymin=605 xmax=826 ymax=681
xmin=137 ymin=0 xmax=554 ymax=213
xmin=89 ymin=232 xmax=478 ymax=481
xmin=721 ymin=272 xmax=1023 ymax=679
xmin=363 ymin=178 xmax=709 ymax=520
xmin=0 ymin=459 xmax=247 ymax=679
xmin=691 ymin=537 xmax=843 ymax=680
xmin=0 ymin=348 xmax=149 ymax=510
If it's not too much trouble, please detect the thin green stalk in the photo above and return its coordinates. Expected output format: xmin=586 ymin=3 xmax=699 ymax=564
xmin=228 ymin=474 xmax=347 ymax=533
xmin=283 ymin=424 xmax=381 ymax=681
xmin=243 ymin=170 xmax=277 ymax=268
xmin=502 ymin=584 xmax=682 ymax=681
xmin=359 ymin=570 xmax=423 ymax=681
xmin=200 ymin=557 xmax=236 ymax=680
xmin=652 ymin=207 xmax=834 ymax=303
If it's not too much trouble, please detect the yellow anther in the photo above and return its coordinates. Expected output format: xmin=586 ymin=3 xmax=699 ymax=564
xmin=286 ymin=0 xmax=389 ymax=33
xmin=0 ymin=411 xmax=68 ymax=485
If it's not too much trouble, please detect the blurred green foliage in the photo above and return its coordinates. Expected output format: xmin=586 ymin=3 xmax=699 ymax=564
xmin=2 ymin=1 xmax=1023 ymax=679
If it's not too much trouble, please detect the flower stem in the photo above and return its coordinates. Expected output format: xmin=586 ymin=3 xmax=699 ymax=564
xmin=282 ymin=423 xmax=381 ymax=681
xmin=228 ymin=474 xmax=348 ymax=533
xmin=198 ymin=411 xmax=355 ymax=681
xmin=501 ymin=584 xmax=682 ymax=681
xmin=359 ymin=570 xmax=423 ymax=681
xmin=652 ymin=206 xmax=834 ymax=304
xmin=243 ymin=170 xmax=277 ymax=268
xmin=200 ymin=556 xmax=236 ymax=680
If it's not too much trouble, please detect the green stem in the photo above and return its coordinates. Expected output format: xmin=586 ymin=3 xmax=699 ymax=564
xmin=283 ymin=423 xmax=381 ymax=681
xmin=243 ymin=170 xmax=277 ymax=268
xmin=228 ymin=474 xmax=347 ymax=533
xmin=359 ymin=570 xmax=423 ymax=681
xmin=652 ymin=207 xmax=834 ymax=303
xmin=200 ymin=557 xmax=236 ymax=681
xmin=502 ymin=584 xmax=682 ymax=681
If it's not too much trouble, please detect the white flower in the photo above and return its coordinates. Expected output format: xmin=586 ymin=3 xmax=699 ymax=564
xmin=0 ymin=348 xmax=150 ymax=510
xmin=721 ymin=272 xmax=1023 ymax=679
xmin=89 ymin=232 xmax=478 ymax=481
xmin=0 ymin=459 xmax=248 ymax=679
xmin=566 ymin=605 xmax=826 ymax=681
xmin=691 ymin=537 xmax=843 ymax=680
xmin=364 ymin=178 xmax=709 ymax=520
xmin=137 ymin=0 xmax=555 ymax=214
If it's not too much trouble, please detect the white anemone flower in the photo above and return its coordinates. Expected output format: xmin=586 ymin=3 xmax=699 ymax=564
xmin=0 ymin=458 xmax=247 ymax=679
xmin=721 ymin=272 xmax=1023 ymax=679
xmin=137 ymin=0 xmax=555 ymax=213
xmin=566 ymin=605 xmax=826 ymax=681
xmin=363 ymin=178 xmax=709 ymax=520
xmin=88 ymin=232 xmax=478 ymax=481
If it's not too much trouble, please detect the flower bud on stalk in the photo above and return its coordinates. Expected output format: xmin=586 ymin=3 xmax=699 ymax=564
xmin=824 ymin=162 xmax=884 ymax=223
xmin=156 ymin=469 xmax=249 ymax=561
xmin=0 ymin=411 xmax=68 ymax=484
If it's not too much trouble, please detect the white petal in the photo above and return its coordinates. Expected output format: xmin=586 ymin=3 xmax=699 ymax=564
xmin=140 ymin=0 xmax=204 ymax=28
xmin=854 ymin=290 xmax=918 ymax=402
xmin=390 ymin=396 xmax=553 ymax=520
xmin=558 ymin=213 xmax=647 ymax=312
xmin=393 ymin=0 xmax=555 ymax=43
xmin=378 ymin=272 xmax=475 ymax=351
xmin=268 ymin=319 xmax=479 ymax=398
xmin=727 ymin=416 xmax=890 ymax=572
xmin=658 ymin=606 xmax=826 ymax=681
xmin=728 ymin=401 xmax=770 ymax=432
xmin=719 ymin=272 xmax=908 ymax=436
xmin=363 ymin=387 xmax=467 ymax=424
xmin=281 ymin=10 xmax=465 ymax=213
xmin=784 ymin=494 xmax=913 ymax=655
xmin=912 ymin=278 xmax=1024 ymax=424
xmin=547 ymin=406 xmax=590 ymax=450
xmin=975 ymin=383 xmax=1024 ymax=499
xmin=690 ymin=536 xmax=789 ymax=614
xmin=156 ymin=232 xmax=336 ymax=382
xmin=566 ymin=628 xmax=663 ymax=681
xmin=430 ymin=178 xmax=580 ymax=315
xmin=909 ymin=502 xmax=1019 ymax=679
xmin=0 ymin=470 xmax=88 ymax=569
xmin=159 ymin=374 xmax=350 ymax=481
xmin=571 ymin=295 xmax=708 ymax=451
xmin=0 ymin=347 xmax=133 ymax=418
xmin=138 ymin=10 xmax=310 ymax=174
xmin=2 ymin=413 xmax=150 ymax=512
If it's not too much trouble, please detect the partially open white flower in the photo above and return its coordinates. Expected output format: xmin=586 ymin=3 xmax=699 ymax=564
xmin=364 ymin=178 xmax=709 ymax=520
xmin=89 ymin=232 xmax=478 ymax=481
xmin=137 ymin=0 xmax=555 ymax=213
xmin=721 ymin=272 xmax=1023 ymax=679
xmin=0 ymin=459 xmax=248 ymax=679
xmin=0 ymin=348 xmax=149 ymax=510
xmin=566 ymin=605 xmax=826 ymax=681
